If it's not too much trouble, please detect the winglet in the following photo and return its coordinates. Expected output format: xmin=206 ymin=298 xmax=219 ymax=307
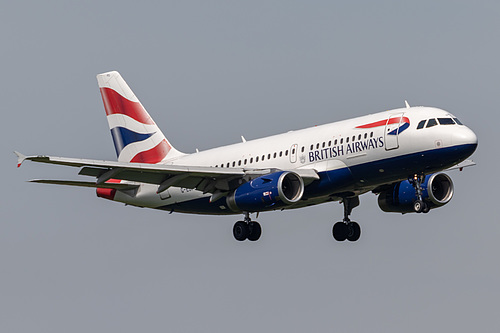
xmin=14 ymin=151 xmax=26 ymax=168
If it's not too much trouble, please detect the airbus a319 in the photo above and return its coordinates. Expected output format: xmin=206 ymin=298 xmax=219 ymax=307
xmin=16 ymin=71 xmax=478 ymax=242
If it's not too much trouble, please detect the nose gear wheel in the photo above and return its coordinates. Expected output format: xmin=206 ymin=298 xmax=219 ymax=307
xmin=409 ymin=174 xmax=430 ymax=213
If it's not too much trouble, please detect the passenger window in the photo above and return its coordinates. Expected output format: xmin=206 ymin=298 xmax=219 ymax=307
xmin=417 ymin=120 xmax=426 ymax=129
xmin=232 ymin=161 xmax=236 ymax=167
xmin=279 ymin=151 xmax=283 ymax=157
xmin=310 ymin=144 xmax=313 ymax=150
xmin=364 ymin=133 xmax=367 ymax=139
xmin=346 ymin=137 xmax=349 ymax=143
xmin=334 ymin=139 xmax=338 ymax=145
xmin=301 ymin=146 xmax=305 ymax=153
xmin=438 ymin=118 xmax=455 ymax=125
xmin=328 ymin=140 xmax=331 ymax=146
xmin=370 ymin=132 xmax=373 ymax=138
xmin=426 ymin=119 xmax=438 ymax=128
xmin=352 ymin=136 xmax=355 ymax=141
xmin=316 ymin=143 xmax=320 ymax=149
xmin=322 ymin=142 xmax=325 ymax=148
xmin=250 ymin=157 xmax=253 ymax=163
xmin=285 ymin=150 xmax=288 ymax=156
xmin=244 ymin=159 xmax=247 ymax=165
xmin=340 ymin=138 xmax=343 ymax=144
xmin=238 ymin=160 xmax=241 ymax=166
xmin=358 ymin=134 xmax=361 ymax=140
xmin=268 ymin=154 xmax=271 ymax=159
xmin=273 ymin=152 xmax=277 ymax=158
xmin=256 ymin=156 xmax=259 ymax=162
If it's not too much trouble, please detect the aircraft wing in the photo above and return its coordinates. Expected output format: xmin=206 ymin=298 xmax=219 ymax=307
xmin=28 ymin=179 xmax=140 ymax=190
xmin=445 ymin=159 xmax=476 ymax=171
xmin=15 ymin=152 xmax=319 ymax=195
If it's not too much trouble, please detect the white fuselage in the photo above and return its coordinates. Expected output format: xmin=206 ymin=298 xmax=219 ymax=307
xmin=112 ymin=106 xmax=477 ymax=214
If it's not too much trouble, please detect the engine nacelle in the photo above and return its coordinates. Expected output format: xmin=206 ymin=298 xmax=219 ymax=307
xmin=226 ymin=171 xmax=304 ymax=212
xmin=378 ymin=173 xmax=454 ymax=213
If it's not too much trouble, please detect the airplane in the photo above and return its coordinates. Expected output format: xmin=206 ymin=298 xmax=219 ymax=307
xmin=15 ymin=71 xmax=478 ymax=242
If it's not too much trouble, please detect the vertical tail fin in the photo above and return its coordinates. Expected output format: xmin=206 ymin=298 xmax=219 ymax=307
xmin=97 ymin=71 xmax=184 ymax=163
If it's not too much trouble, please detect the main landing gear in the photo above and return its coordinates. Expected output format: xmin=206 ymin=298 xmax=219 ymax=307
xmin=233 ymin=212 xmax=262 ymax=241
xmin=332 ymin=196 xmax=361 ymax=242
xmin=409 ymin=174 xmax=430 ymax=214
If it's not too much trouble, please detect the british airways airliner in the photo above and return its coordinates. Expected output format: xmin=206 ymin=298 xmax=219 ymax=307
xmin=15 ymin=71 xmax=478 ymax=242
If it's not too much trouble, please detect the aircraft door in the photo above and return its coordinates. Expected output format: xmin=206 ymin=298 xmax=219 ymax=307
xmin=290 ymin=144 xmax=298 ymax=163
xmin=384 ymin=113 xmax=404 ymax=150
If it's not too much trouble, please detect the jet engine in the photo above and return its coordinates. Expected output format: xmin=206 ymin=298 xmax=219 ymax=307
xmin=378 ymin=173 xmax=454 ymax=213
xmin=226 ymin=171 xmax=304 ymax=212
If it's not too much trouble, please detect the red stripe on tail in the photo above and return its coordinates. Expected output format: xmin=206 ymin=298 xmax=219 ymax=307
xmin=130 ymin=139 xmax=171 ymax=164
xmin=100 ymin=87 xmax=155 ymax=125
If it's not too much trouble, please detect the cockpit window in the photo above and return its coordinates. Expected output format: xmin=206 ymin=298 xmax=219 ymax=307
xmin=416 ymin=120 xmax=426 ymax=129
xmin=426 ymin=118 xmax=438 ymax=128
xmin=438 ymin=118 xmax=455 ymax=125
xmin=453 ymin=118 xmax=463 ymax=125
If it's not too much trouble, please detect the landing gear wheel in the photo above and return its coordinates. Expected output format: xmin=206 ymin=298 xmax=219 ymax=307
xmin=333 ymin=222 xmax=348 ymax=241
xmin=413 ymin=200 xmax=425 ymax=213
xmin=346 ymin=222 xmax=361 ymax=242
xmin=422 ymin=202 xmax=430 ymax=214
xmin=233 ymin=221 xmax=249 ymax=241
xmin=247 ymin=222 xmax=262 ymax=241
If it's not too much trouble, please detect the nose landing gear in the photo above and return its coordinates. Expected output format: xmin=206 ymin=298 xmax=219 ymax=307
xmin=409 ymin=174 xmax=430 ymax=213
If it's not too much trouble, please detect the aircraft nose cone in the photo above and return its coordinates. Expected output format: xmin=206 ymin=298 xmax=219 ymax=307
xmin=453 ymin=126 xmax=478 ymax=154
xmin=455 ymin=127 xmax=477 ymax=144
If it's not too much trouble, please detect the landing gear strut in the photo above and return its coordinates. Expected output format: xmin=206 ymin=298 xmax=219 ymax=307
xmin=233 ymin=212 xmax=262 ymax=241
xmin=332 ymin=196 xmax=361 ymax=242
xmin=409 ymin=174 xmax=430 ymax=213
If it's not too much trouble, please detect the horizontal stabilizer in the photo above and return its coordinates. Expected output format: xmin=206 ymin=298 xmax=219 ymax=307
xmin=29 ymin=179 xmax=139 ymax=190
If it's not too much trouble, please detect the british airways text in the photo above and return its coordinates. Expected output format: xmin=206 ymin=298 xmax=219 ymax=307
xmin=309 ymin=137 xmax=384 ymax=162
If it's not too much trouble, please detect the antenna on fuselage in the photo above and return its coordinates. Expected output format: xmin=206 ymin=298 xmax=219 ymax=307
xmin=405 ymin=100 xmax=411 ymax=109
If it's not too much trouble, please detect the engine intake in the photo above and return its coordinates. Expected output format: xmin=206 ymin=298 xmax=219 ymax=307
xmin=378 ymin=172 xmax=454 ymax=213
xmin=227 ymin=171 xmax=304 ymax=212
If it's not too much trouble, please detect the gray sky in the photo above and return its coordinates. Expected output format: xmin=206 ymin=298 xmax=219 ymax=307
xmin=2 ymin=1 xmax=498 ymax=332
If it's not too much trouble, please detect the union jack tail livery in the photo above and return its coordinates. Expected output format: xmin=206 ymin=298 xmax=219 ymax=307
xmin=97 ymin=71 xmax=184 ymax=163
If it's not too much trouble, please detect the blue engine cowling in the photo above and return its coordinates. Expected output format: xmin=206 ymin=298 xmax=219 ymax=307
xmin=378 ymin=173 xmax=454 ymax=213
xmin=226 ymin=171 xmax=304 ymax=212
